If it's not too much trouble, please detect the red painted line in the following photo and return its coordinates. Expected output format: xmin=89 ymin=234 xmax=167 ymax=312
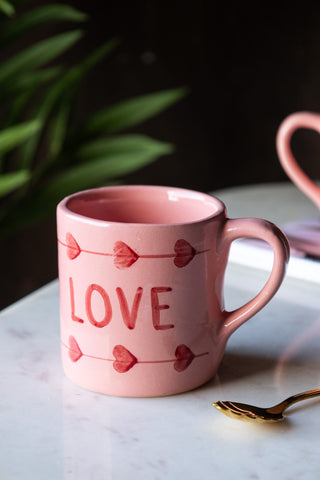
xmin=61 ymin=340 xmax=208 ymax=364
xmin=140 ymin=251 xmax=209 ymax=258
xmin=58 ymin=239 xmax=113 ymax=257
xmin=58 ymin=239 xmax=210 ymax=259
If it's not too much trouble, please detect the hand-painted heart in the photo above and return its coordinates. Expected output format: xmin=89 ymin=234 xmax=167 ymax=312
xmin=113 ymin=345 xmax=138 ymax=373
xmin=174 ymin=344 xmax=195 ymax=372
xmin=68 ymin=335 xmax=83 ymax=362
xmin=174 ymin=239 xmax=196 ymax=268
xmin=66 ymin=232 xmax=81 ymax=260
xmin=113 ymin=241 xmax=139 ymax=269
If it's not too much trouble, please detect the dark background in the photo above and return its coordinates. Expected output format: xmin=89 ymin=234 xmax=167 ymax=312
xmin=2 ymin=0 xmax=320 ymax=309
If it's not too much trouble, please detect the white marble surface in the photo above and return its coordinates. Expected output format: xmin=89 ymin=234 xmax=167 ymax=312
xmin=2 ymin=183 xmax=320 ymax=479
xmin=214 ymin=181 xmax=319 ymax=225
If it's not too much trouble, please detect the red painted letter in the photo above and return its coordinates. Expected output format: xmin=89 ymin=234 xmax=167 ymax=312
xmin=151 ymin=286 xmax=174 ymax=330
xmin=85 ymin=284 xmax=112 ymax=328
xmin=116 ymin=287 xmax=143 ymax=329
xmin=69 ymin=277 xmax=84 ymax=323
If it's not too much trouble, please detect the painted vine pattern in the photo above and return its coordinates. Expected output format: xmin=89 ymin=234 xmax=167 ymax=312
xmin=62 ymin=335 xmax=209 ymax=373
xmin=58 ymin=232 xmax=209 ymax=268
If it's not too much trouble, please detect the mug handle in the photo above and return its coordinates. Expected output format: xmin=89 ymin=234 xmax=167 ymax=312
xmin=276 ymin=111 xmax=320 ymax=209
xmin=220 ymin=217 xmax=290 ymax=339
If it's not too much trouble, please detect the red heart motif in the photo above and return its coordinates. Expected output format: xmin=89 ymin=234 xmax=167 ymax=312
xmin=68 ymin=335 xmax=83 ymax=362
xmin=174 ymin=344 xmax=195 ymax=372
xmin=174 ymin=239 xmax=196 ymax=268
xmin=113 ymin=241 xmax=139 ymax=269
xmin=113 ymin=345 xmax=138 ymax=373
xmin=66 ymin=232 xmax=81 ymax=260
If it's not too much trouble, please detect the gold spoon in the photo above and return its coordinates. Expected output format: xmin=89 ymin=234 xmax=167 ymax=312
xmin=212 ymin=387 xmax=320 ymax=423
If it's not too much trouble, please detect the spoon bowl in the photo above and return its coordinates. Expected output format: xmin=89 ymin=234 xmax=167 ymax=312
xmin=213 ymin=400 xmax=284 ymax=423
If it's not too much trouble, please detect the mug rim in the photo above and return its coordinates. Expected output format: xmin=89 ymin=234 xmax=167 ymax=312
xmin=57 ymin=185 xmax=226 ymax=227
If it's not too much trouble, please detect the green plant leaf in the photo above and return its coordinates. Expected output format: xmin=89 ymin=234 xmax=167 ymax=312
xmin=20 ymin=97 xmax=72 ymax=187
xmin=0 ymin=30 xmax=83 ymax=85
xmin=73 ymin=37 xmax=120 ymax=74
xmin=40 ymin=137 xmax=173 ymax=200
xmin=0 ymin=4 xmax=87 ymax=44
xmin=17 ymin=39 xmax=120 ymax=170
xmin=2 ymin=91 xmax=31 ymax=127
xmin=0 ymin=93 xmax=34 ymax=166
xmin=42 ymin=38 xmax=119 ymax=105
xmin=3 ymin=66 xmax=62 ymax=96
xmin=0 ymin=170 xmax=30 ymax=197
xmin=81 ymin=87 xmax=189 ymax=135
xmin=0 ymin=119 xmax=42 ymax=158
xmin=0 ymin=0 xmax=14 ymax=17
xmin=0 ymin=69 xmax=62 ymax=152
xmin=75 ymin=134 xmax=173 ymax=160
xmin=46 ymin=98 xmax=71 ymax=162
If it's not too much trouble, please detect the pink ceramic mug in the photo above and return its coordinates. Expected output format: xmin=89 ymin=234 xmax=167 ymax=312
xmin=57 ymin=185 xmax=289 ymax=397
xmin=277 ymin=111 xmax=320 ymax=209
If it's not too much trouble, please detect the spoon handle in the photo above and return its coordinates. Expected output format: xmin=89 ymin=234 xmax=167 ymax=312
xmin=274 ymin=387 xmax=320 ymax=413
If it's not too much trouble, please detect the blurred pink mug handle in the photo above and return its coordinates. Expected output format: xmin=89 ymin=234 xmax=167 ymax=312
xmin=276 ymin=111 xmax=320 ymax=209
xmin=220 ymin=217 xmax=290 ymax=340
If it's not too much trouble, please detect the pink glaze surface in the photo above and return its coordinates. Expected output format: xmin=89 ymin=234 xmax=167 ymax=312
xmin=57 ymin=185 xmax=289 ymax=397
xmin=277 ymin=111 xmax=320 ymax=209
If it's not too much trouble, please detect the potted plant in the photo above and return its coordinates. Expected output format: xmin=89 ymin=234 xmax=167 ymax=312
xmin=0 ymin=1 xmax=187 ymax=307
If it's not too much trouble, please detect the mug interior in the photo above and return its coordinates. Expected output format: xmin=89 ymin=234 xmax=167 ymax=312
xmin=66 ymin=186 xmax=224 ymax=225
